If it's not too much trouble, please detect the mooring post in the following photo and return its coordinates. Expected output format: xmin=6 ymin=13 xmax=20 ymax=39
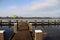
xmin=41 ymin=20 xmax=44 ymax=31
xmin=35 ymin=30 xmax=43 ymax=40
xmin=49 ymin=20 xmax=52 ymax=25
xmin=16 ymin=20 xmax=18 ymax=29
xmin=26 ymin=20 xmax=29 ymax=24
xmin=41 ymin=20 xmax=44 ymax=25
xmin=26 ymin=20 xmax=30 ymax=30
xmin=0 ymin=20 xmax=2 ymax=27
xmin=18 ymin=21 xmax=21 ymax=30
xmin=28 ymin=23 xmax=32 ymax=32
xmin=48 ymin=20 xmax=49 ymax=25
xmin=35 ymin=20 xmax=37 ymax=29
xmin=8 ymin=20 xmax=11 ymax=28
xmin=28 ymin=23 xmax=33 ymax=38
xmin=14 ymin=23 xmax=17 ymax=33
xmin=18 ymin=20 xmax=23 ymax=30
xmin=0 ymin=30 xmax=5 ymax=40
xmin=54 ymin=20 xmax=56 ymax=25
xmin=56 ymin=20 xmax=59 ymax=27
xmin=57 ymin=20 xmax=59 ymax=25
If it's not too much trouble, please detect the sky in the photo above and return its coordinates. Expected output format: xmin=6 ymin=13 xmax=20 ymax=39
xmin=0 ymin=0 xmax=60 ymax=17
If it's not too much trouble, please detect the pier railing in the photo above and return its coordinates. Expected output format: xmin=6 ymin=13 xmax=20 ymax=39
xmin=0 ymin=20 xmax=60 ymax=26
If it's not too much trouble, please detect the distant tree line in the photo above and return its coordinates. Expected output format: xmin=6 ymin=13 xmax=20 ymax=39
xmin=0 ymin=16 xmax=60 ymax=19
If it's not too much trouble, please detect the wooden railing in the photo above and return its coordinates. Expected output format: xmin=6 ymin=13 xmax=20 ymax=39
xmin=0 ymin=20 xmax=60 ymax=26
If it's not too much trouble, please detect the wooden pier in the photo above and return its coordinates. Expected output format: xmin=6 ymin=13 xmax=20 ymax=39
xmin=12 ymin=22 xmax=32 ymax=40
xmin=11 ymin=20 xmax=44 ymax=40
xmin=12 ymin=30 xmax=32 ymax=40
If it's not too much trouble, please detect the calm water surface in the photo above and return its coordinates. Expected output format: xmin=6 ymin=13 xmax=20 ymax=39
xmin=0 ymin=19 xmax=60 ymax=22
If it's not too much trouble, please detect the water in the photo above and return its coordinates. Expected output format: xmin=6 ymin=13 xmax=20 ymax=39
xmin=33 ymin=25 xmax=60 ymax=40
xmin=0 ymin=26 xmax=14 ymax=40
xmin=1 ymin=25 xmax=60 ymax=40
xmin=0 ymin=18 xmax=60 ymax=22
xmin=0 ymin=19 xmax=60 ymax=40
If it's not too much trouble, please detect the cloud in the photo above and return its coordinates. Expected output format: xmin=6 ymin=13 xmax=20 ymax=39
xmin=0 ymin=0 xmax=60 ymax=17
xmin=8 ymin=0 xmax=59 ymax=11
xmin=18 ymin=0 xmax=59 ymax=11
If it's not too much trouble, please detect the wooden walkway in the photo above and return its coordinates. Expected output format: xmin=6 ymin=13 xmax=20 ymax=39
xmin=12 ymin=22 xmax=32 ymax=40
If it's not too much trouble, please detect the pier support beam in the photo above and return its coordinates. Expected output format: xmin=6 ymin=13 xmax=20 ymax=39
xmin=14 ymin=23 xmax=17 ymax=33
xmin=35 ymin=30 xmax=43 ymax=40
xmin=0 ymin=30 xmax=5 ymax=40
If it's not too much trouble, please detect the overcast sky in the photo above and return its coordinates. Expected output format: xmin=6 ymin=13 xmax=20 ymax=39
xmin=0 ymin=0 xmax=60 ymax=17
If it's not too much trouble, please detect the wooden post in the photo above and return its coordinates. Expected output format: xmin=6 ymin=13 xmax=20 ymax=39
xmin=18 ymin=20 xmax=23 ymax=30
xmin=16 ymin=20 xmax=18 ymax=24
xmin=35 ymin=30 xmax=43 ymax=40
xmin=35 ymin=20 xmax=37 ymax=29
xmin=57 ymin=20 xmax=59 ymax=25
xmin=14 ymin=23 xmax=17 ymax=33
xmin=25 ymin=20 xmax=30 ymax=30
xmin=41 ymin=20 xmax=44 ymax=31
xmin=16 ymin=20 xmax=18 ymax=29
xmin=8 ymin=20 xmax=11 ymax=28
xmin=57 ymin=20 xmax=59 ymax=27
xmin=28 ymin=23 xmax=32 ymax=32
xmin=28 ymin=23 xmax=33 ymax=39
xmin=0 ymin=20 xmax=2 ymax=27
xmin=26 ymin=20 xmax=29 ymax=24
xmin=49 ymin=20 xmax=52 ymax=25
xmin=48 ymin=20 xmax=49 ymax=25
xmin=54 ymin=20 xmax=56 ymax=25
xmin=0 ymin=30 xmax=5 ymax=40
xmin=48 ymin=20 xmax=50 ymax=27
xmin=41 ymin=20 xmax=44 ymax=25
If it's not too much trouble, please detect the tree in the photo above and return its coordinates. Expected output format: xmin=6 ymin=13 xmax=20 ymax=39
xmin=12 ymin=14 xmax=17 ymax=18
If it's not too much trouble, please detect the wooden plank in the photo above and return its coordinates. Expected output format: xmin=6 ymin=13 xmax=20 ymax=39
xmin=12 ymin=30 xmax=32 ymax=40
xmin=18 ymin=22 xmax=29 ymax=31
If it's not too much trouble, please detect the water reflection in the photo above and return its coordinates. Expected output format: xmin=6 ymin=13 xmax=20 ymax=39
xmin=34 ymin=25 xmax=60 ymax=40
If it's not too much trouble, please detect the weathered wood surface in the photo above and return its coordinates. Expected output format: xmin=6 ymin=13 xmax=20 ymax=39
xmin=0 ymin=22 xmax=60 ymax=26
xmin=12 ymin=22 xmax=32 ymax=40
xmin=18 ymin=22 xmax=29 ymax=30
xmin=12 ymin=30 xmax=32 ymax=40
